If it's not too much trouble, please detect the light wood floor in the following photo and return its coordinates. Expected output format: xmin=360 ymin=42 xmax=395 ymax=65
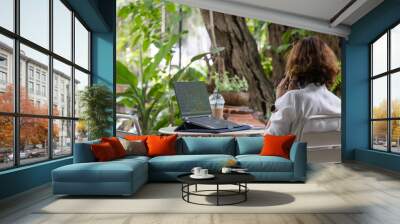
xmin=1 ymin=162 xmax=400 ymax=224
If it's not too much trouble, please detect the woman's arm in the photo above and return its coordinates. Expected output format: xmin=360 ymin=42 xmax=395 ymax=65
xmin=276 ymin=75 xmax=299 ymax=98
xmin=265 ymin=93 xmax=296 ymax=136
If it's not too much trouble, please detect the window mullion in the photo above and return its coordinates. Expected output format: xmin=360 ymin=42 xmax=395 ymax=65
xmin=48 ymin=0 xmax=54 ymax=160
xmin=71 ymin=10 xmax=76 ymax=155
xmin=388 ymin=30 xmax=391 ymax=152
xmin=13 ymin=0 xmax=20 ymax=167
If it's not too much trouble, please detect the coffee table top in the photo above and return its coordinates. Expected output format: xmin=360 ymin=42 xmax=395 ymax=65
xmin=177 ymin=173 xmax=255 ymax=185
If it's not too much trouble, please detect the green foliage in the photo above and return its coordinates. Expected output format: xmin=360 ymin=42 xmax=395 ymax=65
xmin=79 ymin=85 xmax=114 ymax=140
xmin=117 ymin=0 xmax=224 ymax=134
xmin=330 ymin=65 xmax=342 ymax=95
xmin=214 ymin=72 xmax=248 ymax=92
xmin=277 ymin=29 xmax=313 ymax=54
xmin=246 ymin=19 xmax=272 ymax=77
xmin=117 ymin=49 xmax=221 ymax=134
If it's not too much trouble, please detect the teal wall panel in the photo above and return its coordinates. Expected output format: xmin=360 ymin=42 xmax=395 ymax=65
xmin=0 ymin=158 xmax=72 ymax=199
xmin=92 ymin=31 xmax=116 ymax=135
xmin=344 ymin=0 xmax=400 ymax=171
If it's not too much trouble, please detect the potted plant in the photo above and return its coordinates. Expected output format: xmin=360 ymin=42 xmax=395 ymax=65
xmin=79 ymin=84 xmax=113 ymax=140
xmin=214 ymin=72 xmax=249 ymax=106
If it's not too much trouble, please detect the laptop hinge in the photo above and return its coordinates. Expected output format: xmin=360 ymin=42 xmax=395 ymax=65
xmin=184 ymin=115 xmax=211 ymax=120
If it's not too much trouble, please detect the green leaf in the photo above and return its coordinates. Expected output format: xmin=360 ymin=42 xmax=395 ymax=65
xmin=190 ymin=47 xmax=225 ymax=62
xmin=144 ymin=34 xmax=179 ymax=77
xmin=116 ymin=61 xmax=138 ymax=86
xmin=117 ymin=5 xmax=132 ymax=18
xmin=276 ymin=44 xmax=291 ymax=54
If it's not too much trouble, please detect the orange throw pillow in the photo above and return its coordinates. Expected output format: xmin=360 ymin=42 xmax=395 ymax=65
xmin=146 ymin=135 xmax=177 ymax=157
xmin=101 ymin=137 xmax=127 ymax=158
xmin=91 ymin=142 xmax=117 ymax=162
xmin=260 ymin=134 xmax=296 ymax=159
xmin=125 ymin=135 xmax=148 ymax=141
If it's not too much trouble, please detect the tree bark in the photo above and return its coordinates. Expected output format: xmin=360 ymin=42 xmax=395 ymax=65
xmin=201 ymin=10 xmax=274 ymax=115
xmin=266 ymin=23 xmax=291 ymax=85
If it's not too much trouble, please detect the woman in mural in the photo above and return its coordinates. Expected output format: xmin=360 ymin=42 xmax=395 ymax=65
xmin=265 ymin=36 xmax=341 ymax=136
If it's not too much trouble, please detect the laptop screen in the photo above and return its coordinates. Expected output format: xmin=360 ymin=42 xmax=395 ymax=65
xmin=174 ymin=81 xmax=212 ymax=117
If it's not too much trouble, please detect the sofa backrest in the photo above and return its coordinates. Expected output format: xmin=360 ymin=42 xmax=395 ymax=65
xmin=73 ymin=140 xmax=100 ymax=163
xmin=73 ymin=136 xmax=265 ymax=162
xmin=235 ymin=136 xmax=263 ymax=155
xmin=178 ymin=137 xmax=236 ymax=155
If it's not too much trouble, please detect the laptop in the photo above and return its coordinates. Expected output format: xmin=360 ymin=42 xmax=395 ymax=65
xmin=173 ymin=81 xmax=244 ymax=130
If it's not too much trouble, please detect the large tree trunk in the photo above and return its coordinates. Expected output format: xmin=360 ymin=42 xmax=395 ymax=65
xmin=201 ymin=10 xmax=274 ymax=115
xmin=266 ymin=24 xmax=291 ymax=86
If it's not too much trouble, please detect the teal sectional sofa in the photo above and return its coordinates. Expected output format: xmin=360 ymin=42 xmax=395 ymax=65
xmin=52 ymin=137 xmax=307 ymax=196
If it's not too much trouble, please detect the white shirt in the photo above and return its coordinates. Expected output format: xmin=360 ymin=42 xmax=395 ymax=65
xmin=265 ymin=83 xmax=341 ymax=136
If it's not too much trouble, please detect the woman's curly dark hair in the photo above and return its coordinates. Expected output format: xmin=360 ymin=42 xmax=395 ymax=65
xmin=285 ymin=36 xmax=339 ymax=88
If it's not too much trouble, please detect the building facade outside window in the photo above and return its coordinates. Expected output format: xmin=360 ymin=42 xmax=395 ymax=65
xmin=0 ymin=0 xmax=91 ymax=170
xmin=370 ymin=22 xmax=400 ymax=154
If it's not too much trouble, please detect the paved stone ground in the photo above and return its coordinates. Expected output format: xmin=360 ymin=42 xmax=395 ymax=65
xmin=224 ymin=106 xmax=265 ymax=128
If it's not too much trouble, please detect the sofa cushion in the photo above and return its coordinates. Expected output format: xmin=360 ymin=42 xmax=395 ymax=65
xmin=91 ymin=142 xmax=118 ymax=162
xmin=120 ymin=139 xmax=147 ymax=156
xmin=147 ymin=135 xmax=178 ymax=157
xmin=236 ymin=155 xmax=293 ymax=172
xmin=101 ymin=137 xmax=127 ymax=158
xmin=260 ymin=134 xmax=296 ymax=159
xmin=179 ymin=137 xmax=235 ymax=155
xmin=236 ymin=137 xmax=263 ymax=155
xmin=149 ymin=154 xmax=235 ymax=172
xmin=53 ymin=158 xmax=147 ymax=183
xmin=115 ymin=155 xmax=150 ymax=163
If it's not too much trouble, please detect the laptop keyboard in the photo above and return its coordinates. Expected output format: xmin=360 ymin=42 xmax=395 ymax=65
xmin=187 ymin=116 xmax=241 ymax=129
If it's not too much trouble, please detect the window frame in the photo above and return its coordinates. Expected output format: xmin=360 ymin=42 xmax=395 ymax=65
xmin=370 ymin=21 xmax=400 ymax=154
xmin=0 ymin=0 xmax=92 ymax=171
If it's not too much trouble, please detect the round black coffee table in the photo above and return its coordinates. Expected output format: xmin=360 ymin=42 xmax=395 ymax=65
xmin=177 ymin=173 xmax=255 ymax=206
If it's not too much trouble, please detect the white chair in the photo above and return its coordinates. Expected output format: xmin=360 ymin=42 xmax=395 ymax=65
xmin=116 ymin=113 xmax=142 ymax=137
xmin=297 ymin=114 xmax=341 ymax=163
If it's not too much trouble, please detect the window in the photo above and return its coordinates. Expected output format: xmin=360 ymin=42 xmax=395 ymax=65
xmin=53 ymin=0 xmax=72 ymax=60
xmin=53 ymin=119 xmax=72 ymax=158
xmin=0 ymin=0 xmax=14 ymax=31
xmin=74 ymin=18 xmax=90 ymax=70
xmin=0 ymin=54 xmax=7 ymax=86
xmin=28 ymin=67 xmax=34 ymax=80
xmin=20 ymin=0 xmax=49 ymax=48
xmin=74 ymin=69 xmax=89 ymax=118
xmin=28 ymin=81 xmax=34 ymax=94
xmin=42 ymin=85 xmax=46 ymax=97
xmin=0 ymin=34 xmax=13 ymax=113
xmin=0 ymin=71 xmax=7 ymax=85
xmin=36 ymin=84 xmax=40 ymax=95
xmin=0 ymin=1 xmax=91 ymax=170
xmin=370 ymin=23 xmax=400 ymax=153
xmin=53 ymin=59 xmax=72 ymax=117
xmin=35 ymin=70 xmax=41 ymax=81
xmin=0 ymin=55 xmax=7 ymax=67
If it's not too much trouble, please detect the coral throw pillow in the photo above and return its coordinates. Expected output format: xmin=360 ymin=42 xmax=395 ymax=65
xmin=125 ymin=135 xmax=148 ymax=142
xmin=146 ymin=135 xmax=178 ymax=157
xmin=101 ymin=137 xmax=127 ymax=158
xmin=260 ymin=134 xmax=296 ymax=159
xmin=91 ymin=142 xmax=117 ymax=162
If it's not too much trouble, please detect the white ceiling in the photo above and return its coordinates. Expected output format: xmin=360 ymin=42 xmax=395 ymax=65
xmin=225 ymin=0 xmax=352 ymax=22
xmin=171 ymin=0 xmax=384 ymax=37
